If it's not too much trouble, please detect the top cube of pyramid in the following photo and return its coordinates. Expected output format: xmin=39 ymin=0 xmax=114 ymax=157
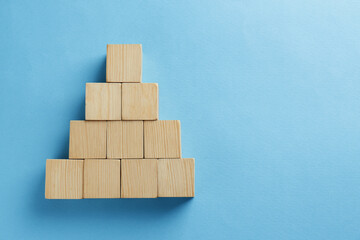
xmin=106 ymin=44 xmax=142 ymax=83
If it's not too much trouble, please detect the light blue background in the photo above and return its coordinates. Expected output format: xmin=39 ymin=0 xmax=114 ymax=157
xmin=1 ymin=0 xmax=360 ymax=239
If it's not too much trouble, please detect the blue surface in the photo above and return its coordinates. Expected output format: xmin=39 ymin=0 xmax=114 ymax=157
xmin=1 ymin=0 xmax=360 ymax=239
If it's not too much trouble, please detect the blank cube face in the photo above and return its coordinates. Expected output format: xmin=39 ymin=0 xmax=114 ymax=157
xmin=107 ymin=121 xmax=143 ymax=158
xmin=69 ymin=121 xmax=107 ymax=159
xmin=106 ymin=44 xmax=142 ymax=83
xmin=85 ymin=83 xmax=122 ymax=120
xmin=84 ymin=159 xmax=121 ymax=198
xmin=121 ymin=159 xmax=157 ymax=198
xmin=158 ymin=158 xmax=195 ymax=197
xmin=45 ymin=159 xmax=83 ymax=199
xmin=122 ymin=83 xmax=158 ymax=120
xmin=144 ymin=120 xmax=181 ymax=158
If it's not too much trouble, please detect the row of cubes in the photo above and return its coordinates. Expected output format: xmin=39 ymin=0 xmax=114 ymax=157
xmin=86 ymin=83 xmax=158 ymax=120
xmin=69 ymin=120 xmax=181 ymax=159
xmin=45 ymin=158 xmax=195 ymax=199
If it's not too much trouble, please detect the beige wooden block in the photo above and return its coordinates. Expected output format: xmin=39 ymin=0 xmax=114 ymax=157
xmin=83 ymin=159 xmax=121 ymax=198
xmin=85 ymin=83 xmax=122 ymax=120
xmin=121 ymin=159 xmax=157 ymax=198
xmin=107 ymin=121 xmax=143 ymax=158
xmin=45 ymin=159 xmax=83 ymax=199
xmin=158 ymin=158 xmax=195 ymax=197
xmin=122 ymin=83 xmax=158 ymax=120
xmin=69 ymin=121 xmax=107 ymax=159
xmin=106 ymin=44 xmax=142 ymax=83
xmin=144 ymin=120 xmax=181 ymax=158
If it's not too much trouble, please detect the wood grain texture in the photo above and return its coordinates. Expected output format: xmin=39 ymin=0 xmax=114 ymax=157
xmin=45 ymin=159 xmax=83 ymax=199
xmin=106 ymin=44 xmax=142 ymax=83
xmin=158 ymin=158 xmax=195 ymax=197
xmin=144 ymin=120 xmax=181 ymax=158
xmin=83 ymin=159 xmax=121 ymax=198
xmin=69 ymin=121 xmax=107 ymax=159
xmin=85 ymin=83 xmax=122 ymax=120
xmin=107 ymin=121 xmax=143 ymax=158
xmin=121 ymin=159 xmax=157 ymax=198
xmin=122 ymin=83 xmax=158 ymax=120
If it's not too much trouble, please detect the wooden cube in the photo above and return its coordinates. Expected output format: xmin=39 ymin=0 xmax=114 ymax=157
xmin=85 ymin=83 xmax=122 ymax=120
xmin=121 ymin=159 xmax=157 ymax=198
xmin=69 ymin=121 xmax=107 ymax=159
xmin=122 ymin=83 xmax=158 ymax=120
xmin=45 ymin=159 xmax=83 ymax=199
xmin=144 ymin=120 xmax=181 ymax=158
xmin=106 ymin=44 xmax=142 ymax=83
xmin=107 ymin=121 xmax=143 ymax=158
xmin=84 ymin=159 xmax=121 ymax=198
xmin=158 ymin=158 xmax=195 ymax=197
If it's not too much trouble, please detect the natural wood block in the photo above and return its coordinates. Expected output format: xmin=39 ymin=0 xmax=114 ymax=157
xmin=121 ymin=159 xmax=157 ymax=198
xmin=45 ymin=159 xmax=83 ymax=199
xmin=122 ymin=83 xmax=158 ymax=120
xmin=85 ymin=83 xmax=122 ymax=120
xmin=158 ymin=158 xmax=195 ymax=197
xmin=144 ymin=120 xmax=181 ymax=158
xmin=69 ymin=121 xmax=107 ymax=159
xmin=107 ymin=121 xmax=143 ymax=158
xmin=84 ymin=159 xmax=121 ymax=198
xmin=106 ymin=44 xmax=142 ymax=83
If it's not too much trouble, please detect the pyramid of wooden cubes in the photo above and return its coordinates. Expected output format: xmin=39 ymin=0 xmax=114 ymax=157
xmin=45 ymin=44 xmax=195 ymax=199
